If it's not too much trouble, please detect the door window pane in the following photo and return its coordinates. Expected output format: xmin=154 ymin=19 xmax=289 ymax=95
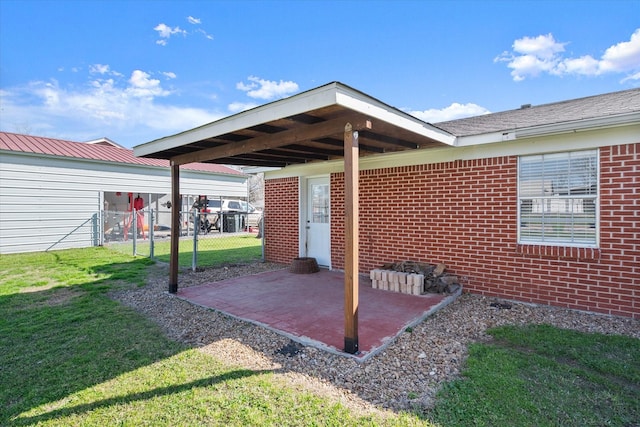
xmin=311 ymin=184 xmax=329 ymax=223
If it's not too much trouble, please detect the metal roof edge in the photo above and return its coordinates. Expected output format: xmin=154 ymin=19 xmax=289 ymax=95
xmin=0 ymin=149 xmax=246 ymax=178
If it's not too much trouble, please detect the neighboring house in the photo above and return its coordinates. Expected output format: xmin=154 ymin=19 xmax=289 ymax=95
xmin=0 ymin=132 xmax=248 ymax=254
xmin=134 ymin=82 xmax=639 ymax=320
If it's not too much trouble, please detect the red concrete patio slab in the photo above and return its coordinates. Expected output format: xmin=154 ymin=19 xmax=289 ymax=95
xmin=176 ymin=268 xmax=460 ymax=359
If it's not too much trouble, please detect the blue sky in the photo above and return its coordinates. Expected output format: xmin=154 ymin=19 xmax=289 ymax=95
xmin=1 ymin=0 xmax=639 ymax=149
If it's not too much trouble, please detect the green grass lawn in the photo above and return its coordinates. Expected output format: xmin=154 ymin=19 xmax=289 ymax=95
xmin=0 ymin=247 xmax=422 ymax=426
xmin=427 ymin=324 xmax=640 ymax=426
xmin=1 ymin=247 xmax=638 ymax=426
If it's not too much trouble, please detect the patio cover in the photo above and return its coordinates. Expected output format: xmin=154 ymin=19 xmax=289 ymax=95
xmin=133 ymin=81 xmax=456 ymax=353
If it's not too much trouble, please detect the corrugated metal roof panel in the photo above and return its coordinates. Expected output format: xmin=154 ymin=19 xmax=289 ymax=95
xmin=0 ymin=132 xmax=243 ymax=175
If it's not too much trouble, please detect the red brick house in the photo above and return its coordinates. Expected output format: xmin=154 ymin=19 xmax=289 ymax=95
xmin=135 ymin=83 xmax=639 ymax=323
xmin=263 ymin=87 xmax=639 ymax=320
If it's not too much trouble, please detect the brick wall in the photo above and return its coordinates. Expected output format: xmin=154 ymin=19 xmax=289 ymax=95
xmin=328 ymin=143 xmax=639 ymax=319
xmin=264 ymin=177 xmax=300 ymax=263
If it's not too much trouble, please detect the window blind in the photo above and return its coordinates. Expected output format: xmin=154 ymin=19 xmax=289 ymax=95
xmin=518 ymin=150 xmax=598 ymax=245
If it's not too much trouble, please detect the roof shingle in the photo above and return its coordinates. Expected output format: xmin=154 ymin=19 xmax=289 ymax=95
xmin=434 ymin=88 xmax=640 ymax=137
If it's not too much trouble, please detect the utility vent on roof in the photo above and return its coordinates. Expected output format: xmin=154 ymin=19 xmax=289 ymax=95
xmin=520 ymin=104 xmax=532 ymax=109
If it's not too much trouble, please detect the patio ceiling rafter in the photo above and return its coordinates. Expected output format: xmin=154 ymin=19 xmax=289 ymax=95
xmin=171 ymin=115 xmax=371 ymax=166
xmin=133 ymin=81 xmax=456 ymax=355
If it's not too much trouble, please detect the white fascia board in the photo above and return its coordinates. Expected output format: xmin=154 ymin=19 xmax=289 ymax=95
xmin=134 ymin=82 xmax=456 ymax=157
xmin=334 ymin=86 xmax=456 ymax=145
xmin=455 ymin=131 xmax=509 ymax=147
xmin=134 ymin=83 xmax=343 ymax=158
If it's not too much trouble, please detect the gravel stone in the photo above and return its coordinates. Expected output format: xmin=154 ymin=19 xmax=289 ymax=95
xmin=110 ymin=262 xmax=640 ymax=416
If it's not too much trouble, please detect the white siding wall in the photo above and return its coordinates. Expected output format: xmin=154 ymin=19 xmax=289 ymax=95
xmin=0 ymin=152 xmax=247 ymax=254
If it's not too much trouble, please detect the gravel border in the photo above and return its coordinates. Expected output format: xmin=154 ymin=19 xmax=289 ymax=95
xmin=110 ymin=262 xmax=640 ymax=416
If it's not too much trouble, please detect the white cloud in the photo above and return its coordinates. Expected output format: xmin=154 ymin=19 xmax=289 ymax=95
xmin=126 ymin=70 xmax=171 ymax=99
xmin=153 ymin=23 xmax=186 ymax=45
xmin=409 ymin=103 xmax=491 ymax=123
xmin=496 ymin=29 xmax=640 ymax=82
xmin=554 ymin=55 xmax=600 ymax=76
xmin=0 ymin=70 xmax=222 ymax=147
xmin=228 ymin=101 xmax=259 ymax=113
xmin=155 ymin=17 xmax=213 ymax=45
xmin=89 ymin=64 xmax=123 ymax=77
xmin=599 ymin=28 xmax=640 ymax=74
xmin=622 ymin=71 xmax=640 ymax=83
xmin=236 ymin=76 xmax=299 ymax=100
xmin=196 ymin=28 xmax=214 ymax=40
xmin=495 ymin=33 xmax=565 ymax=81
xmin=142 ymin=104 xmax=221 ymax=131
xmin=154 ymin=23 xmax=185 ymax=38
xmin=162 ymin=71 xmax=177 ymax=79
xmin=89 ymin=64 xmax=111 ymax=74
xmin=513 ymin=33 xmax=566 ymax=59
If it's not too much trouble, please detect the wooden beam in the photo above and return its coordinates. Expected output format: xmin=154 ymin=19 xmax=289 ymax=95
xmin=344 ymin=123 xmax=359 ymax=354
xmin=312 ymin=137 xmax=384 ymax=153
xmin=171 ymin=116 xmax=371 ymax=166
xmin=168 ymin=162 xmax=180 ymax=293
xmin=358 ymin=130 xmax=419 ymax=149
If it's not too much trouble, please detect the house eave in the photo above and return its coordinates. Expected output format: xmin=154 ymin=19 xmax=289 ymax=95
xmin=457 ymin=111 xmax=640 ymax=147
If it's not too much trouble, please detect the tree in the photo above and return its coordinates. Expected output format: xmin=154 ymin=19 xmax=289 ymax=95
xmin=247 ymin=173 xmax=264 ymax=208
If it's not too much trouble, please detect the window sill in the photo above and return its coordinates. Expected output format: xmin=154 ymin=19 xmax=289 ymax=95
xmin=516 ymin=244 xmax=601 ymax=260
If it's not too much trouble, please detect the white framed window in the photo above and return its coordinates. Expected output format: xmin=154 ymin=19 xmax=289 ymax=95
xmin=518 ymin=150 xmax=598 ymax=246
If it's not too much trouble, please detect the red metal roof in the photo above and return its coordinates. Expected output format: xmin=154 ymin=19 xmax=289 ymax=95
xmin=0 ymin=132 xmax=243 ymax=175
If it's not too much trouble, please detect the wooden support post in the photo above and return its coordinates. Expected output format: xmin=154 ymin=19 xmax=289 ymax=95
xmin=344 ymin=123 xmax=359 ymax=354
xmin=169 ymin=162 xmax=180 ymax=293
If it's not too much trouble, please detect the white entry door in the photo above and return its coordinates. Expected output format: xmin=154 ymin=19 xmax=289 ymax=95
xmin=306 ymin=177 xmax=330 ymax=266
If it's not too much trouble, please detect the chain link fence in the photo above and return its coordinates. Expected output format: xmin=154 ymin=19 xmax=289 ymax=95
xmin=103 ymin=208 xmax=263 ymax=269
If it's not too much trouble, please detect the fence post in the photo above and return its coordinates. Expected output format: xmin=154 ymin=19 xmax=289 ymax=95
xmin=132 ymin=209 xmax=138 ymax=256
xmin=219 ymin=196 xmax=223 ymax=234
xmin=149 ymin=208 xmax=155 ymax=259
xmin=99 ymin=210 xmax=104 ymax=246
xmin=192 ymin=209 xmax=198 ymax=271
xmin=92 ymin=212 xmax=99 ymax=247
xmin=260 ymin=216 xmax=265 ymax=261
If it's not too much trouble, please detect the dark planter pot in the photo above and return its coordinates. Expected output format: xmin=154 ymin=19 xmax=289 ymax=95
xmin=289 ymin=257 xmax=320 ymax=274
